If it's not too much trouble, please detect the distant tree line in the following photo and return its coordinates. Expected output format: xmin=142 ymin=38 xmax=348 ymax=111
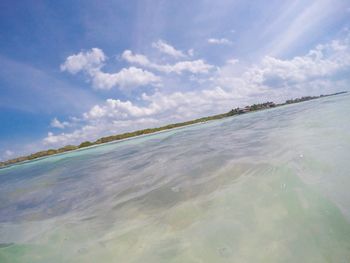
xmin=0 ymin=91 xmax=347 ymax=168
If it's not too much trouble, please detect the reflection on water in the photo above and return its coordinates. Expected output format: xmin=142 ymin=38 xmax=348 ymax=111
xmin=1 ymin=94 xmax=350 ymax=262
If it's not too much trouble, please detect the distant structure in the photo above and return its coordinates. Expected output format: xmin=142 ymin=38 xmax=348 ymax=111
xmin=232 ymin=101 xmax=276 ymax=114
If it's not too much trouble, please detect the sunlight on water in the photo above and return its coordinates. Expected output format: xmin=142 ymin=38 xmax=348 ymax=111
xmin=1 ymin=94 xmax=350 ymax=262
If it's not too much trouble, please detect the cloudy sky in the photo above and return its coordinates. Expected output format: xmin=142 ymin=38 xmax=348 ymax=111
xmin=1 ymin=0 xmax=350 ymax=159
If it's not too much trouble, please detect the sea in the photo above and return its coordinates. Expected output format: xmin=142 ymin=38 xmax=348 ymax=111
xmin=0 ymin=93 xmax=350 ymax=262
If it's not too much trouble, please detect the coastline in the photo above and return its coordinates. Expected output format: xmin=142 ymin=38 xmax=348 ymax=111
xmin=0 ymin=91 xmax=347 ymax=169
xmin=0 ymin=119 xmax=214 ymax=170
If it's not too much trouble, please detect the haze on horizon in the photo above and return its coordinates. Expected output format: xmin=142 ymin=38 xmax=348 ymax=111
xmin=1 ymin=0 xmax=350 ymax=160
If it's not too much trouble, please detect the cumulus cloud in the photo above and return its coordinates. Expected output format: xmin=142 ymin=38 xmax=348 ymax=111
xmin=152 ymin=40 xmax=186 ymax=58
xmin=61 ymin=47 xmax=212 ymax=93
xmin=60 ymin=48 xmax=105 ymax=74
xmin=207 ymin=38 xmax=233 ymax=45
xmin=213 ymin=35 xmax=350 ymax=100
xmin=45 ymin=36 xmax=350 ymax=147
xmin=83 ymin=99 xmax=157 ymax=120
xmin=42 ymin=85 xmax=253 ymax=147
xmin=61 ymin=49 xmax=161 ymax=90
xmin=90 ymin=67 xmax=161 ymax=90
xmin=122 ymin=50 xmax=213 ymax=74
xmin=153 ymin=60 xmax=213 ymax=74
xmin=247 ymin=39 xmax=350 ymax=88
xmin=51 ymin=118 xmax=70 ymax=129
xmin=121 ymin=50 xmax=150 ymax=66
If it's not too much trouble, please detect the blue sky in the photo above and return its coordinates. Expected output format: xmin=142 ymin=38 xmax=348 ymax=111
xmin=1 ymin=0 xmax=350 ymax=160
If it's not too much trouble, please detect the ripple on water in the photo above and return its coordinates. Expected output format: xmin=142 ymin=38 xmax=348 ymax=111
xmin=1 ymin=94 xmax=350 ymax=262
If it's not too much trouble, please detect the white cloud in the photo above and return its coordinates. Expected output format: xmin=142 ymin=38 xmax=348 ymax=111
xmin=214 ymin=35 xmax=350 ymax=100
xmin=121 ymin=50 xmax=150 ymax=66
xmin=61 ymin=49 xmax=161 ymax=90
xmin=51 ymin=118 xmax=70 ymax=129
xmin=251 ymin=41 xmax=350 ymax=87
xmin=83 ymin=98 xmax=157 ymax=121
xmin=60 ymin=48 xmax=105 ymax=74
xmin=90 ymin=67 xmax=161 ymax=90
xmin=43 ymin=85 xmax=252 ymax=147
xmin=207 ymin=38 xmax=232 ymax=45
xmin=158 ymin=60 xmax=213 ymax=74
xmin=46 ymin=35 xmax=350 ymax=148
xmin=121 ymin=50 xmax=213 ymax=74
xmin=152 ymin=39 xmax=186 ymax=58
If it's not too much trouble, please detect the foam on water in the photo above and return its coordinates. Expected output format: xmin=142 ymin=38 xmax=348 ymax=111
xmin=1 ymin=94 xmax=350 ymax=262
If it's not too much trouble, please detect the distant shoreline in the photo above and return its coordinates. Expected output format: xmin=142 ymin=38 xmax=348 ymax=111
xmin=0 ymin=91 xmax=347 ymax=169
xmin=0 ymin=120 xmax=210 ymax=170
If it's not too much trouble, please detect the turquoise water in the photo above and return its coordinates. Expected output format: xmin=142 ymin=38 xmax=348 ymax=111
xmin=1 ymin=94 xmax=350 ymax=262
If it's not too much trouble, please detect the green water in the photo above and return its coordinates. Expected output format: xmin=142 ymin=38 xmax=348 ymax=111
xmin=1 ymin=94 xmax=350 ymax=262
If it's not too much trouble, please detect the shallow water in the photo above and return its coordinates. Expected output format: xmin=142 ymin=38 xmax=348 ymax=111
xmin=1 ymin=94 xmax=350 ymax=262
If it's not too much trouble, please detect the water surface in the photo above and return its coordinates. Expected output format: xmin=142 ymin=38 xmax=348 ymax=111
xmin=1 ymin=94 xmax=350 ymax=262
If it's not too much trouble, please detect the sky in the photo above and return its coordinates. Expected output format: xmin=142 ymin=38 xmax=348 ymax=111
xmin=0 ymin=0 xmax=350 ymax=160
